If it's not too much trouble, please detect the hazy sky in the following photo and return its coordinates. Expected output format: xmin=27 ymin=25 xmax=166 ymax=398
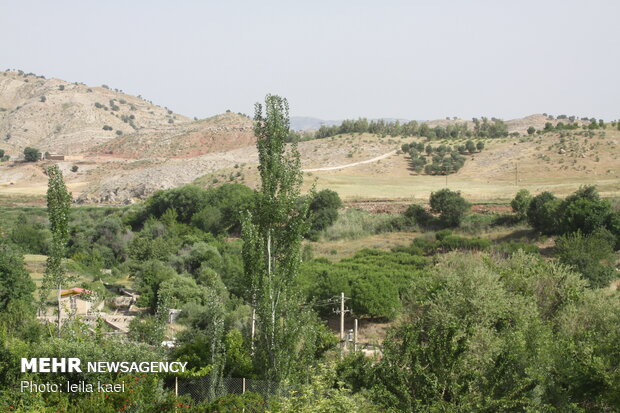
xmin=1 ymin=0 xmax=619 ymax=121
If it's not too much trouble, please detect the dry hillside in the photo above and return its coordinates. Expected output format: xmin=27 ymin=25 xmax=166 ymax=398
xmin=1 ymin=70 xmax=618 ymax=205
xmin=92 ymin=113 xmax=254 ymax=158
xmin=0 ymin=70 xmax=194 ymax=155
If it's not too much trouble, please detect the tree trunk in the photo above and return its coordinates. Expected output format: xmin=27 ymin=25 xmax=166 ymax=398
xmin=56 ymin=283 xmax=62 ymax=337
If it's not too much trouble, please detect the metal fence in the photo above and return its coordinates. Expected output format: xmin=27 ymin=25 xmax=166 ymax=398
xmin=171 ymin=376 xmax=286 ymax=403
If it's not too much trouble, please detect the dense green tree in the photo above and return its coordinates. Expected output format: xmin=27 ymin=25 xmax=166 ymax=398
xmin=429 ymin=189 xmax=470 ymax=227
xmin=242 ymin=95 xmax=318 ymax=383
xmin=605 ymin=211 xmax=620 ymax=250
xmin=0 ymin=241 xmax=35 ymax=312
xmin=476 ymin=141 xmax=485 ymax=151
xmin=42 ymin=165 xmax=72 ymax=337
xmin=145 ymin=185 xmax=210 ymax=223
xmin=208 ymin=183 xmax=255 ymax=234
xmin=307 ymin=189 xmax=342 ymax=239
xmin=557 ymin=185 xmax=611 ymax=235
xmin=527 ymin=126 xmax=536 ymax=135
xmin=23 ymin=146 xmax=41 ymax=162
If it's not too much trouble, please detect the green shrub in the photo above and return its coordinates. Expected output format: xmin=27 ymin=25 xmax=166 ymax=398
xmin=527 ymin=191 xmax=559 ymax=234
xmin=493 ymin=241 xmax=539 ymax=256
xmin=193 ymin=392 xmax=266 ymax=412
xmin=429 ymin=189 xmax=470 ymax=227
xmin=322 ymin=209 xmax=400 ymax=241
xmin=555 ymin=228 xmax=616 ymax=288
xmin=403 ymin=204 xmax=433 ymax=227
xmin=438 ymin=235 xmax=491 ymax=251
xmin=511 ymin=189 xmax=532 ymax=221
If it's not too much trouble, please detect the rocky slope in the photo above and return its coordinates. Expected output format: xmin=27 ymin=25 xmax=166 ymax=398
xmin=0 ymin=69 xmax=194 ymax=155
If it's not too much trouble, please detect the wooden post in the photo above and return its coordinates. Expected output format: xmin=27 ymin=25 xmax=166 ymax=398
xmin=354 ymin=319 xmax=358 ymax=352
xmin=242 ymin=377 xmax=246 ymax=394
xmin=515 ymin=162 xmax=518 ymax=186
xmin=175 ymin=376 xmax=178 ymax=396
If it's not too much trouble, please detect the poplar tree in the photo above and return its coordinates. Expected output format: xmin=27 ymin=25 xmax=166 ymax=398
xmin=242 ymin=95 xmax=314 ymax=383
xmin=42 ymin=165 xmax=72 ymax=337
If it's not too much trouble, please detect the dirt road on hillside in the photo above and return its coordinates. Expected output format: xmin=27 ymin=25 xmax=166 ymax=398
xmin=302 ymin=150 xmax=397 ymax=172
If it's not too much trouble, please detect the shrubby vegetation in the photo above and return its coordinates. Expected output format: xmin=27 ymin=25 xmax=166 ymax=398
xmin=349 ymin=251 xmax=620 ymax=411
xmin=314 ymin=116 xmax=509 ymax=140
xmin=1 ymin=94 xmax=618 ymax=410
xmin=299 ymin=249 xmax=427 ymax=319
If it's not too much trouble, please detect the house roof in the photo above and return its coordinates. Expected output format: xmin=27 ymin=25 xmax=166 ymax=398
xmin=60 ymin=287 xmax=92 ymax=297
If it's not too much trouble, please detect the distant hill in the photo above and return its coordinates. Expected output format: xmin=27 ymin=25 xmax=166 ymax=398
xmin=0 ymin=70 xmax=195 ymax=155
xmin=1 ymin=69 xmax=615 ymax=206
xmin=290 ymin=117 xmax=342 ymax=131
xmin=290 ymin=116 xmax=410 ymax=131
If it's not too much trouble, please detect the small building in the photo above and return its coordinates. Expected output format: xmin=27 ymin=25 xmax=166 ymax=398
xmin=45 ymin=153 xmax=65 ymax=160
xmin=59 ymin=287 xmax=93 ymax=316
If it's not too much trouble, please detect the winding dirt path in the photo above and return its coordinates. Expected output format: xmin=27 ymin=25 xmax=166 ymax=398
xmin=302 ymin=150 xmax=397 ymax=172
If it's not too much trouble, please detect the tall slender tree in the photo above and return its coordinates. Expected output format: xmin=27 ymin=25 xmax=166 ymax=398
xmin=242 ymin=95 xmax=314 ymax=383
xmin=42 ymin=165 xmax=72 ymax=337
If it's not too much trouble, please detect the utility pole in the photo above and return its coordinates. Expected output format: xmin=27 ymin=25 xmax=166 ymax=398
xmin=333 ymin=292 xmax=351 ymax=357
xmin=354 ymin=319 xmax=358 ymax=352
xmin=515 ymin=162 xmax=518 ymax=186
xmin=340 ymin=292 xmax=345 ymax=344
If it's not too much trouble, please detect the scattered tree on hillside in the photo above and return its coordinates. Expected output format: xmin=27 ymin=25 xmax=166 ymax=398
xmin=527 ymin=126 xmax=536 ymax=135
xmin=23 ymin=147 xmax=41 ymax=162
xmin=465 ymin=140 xmax=476 ymax=154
